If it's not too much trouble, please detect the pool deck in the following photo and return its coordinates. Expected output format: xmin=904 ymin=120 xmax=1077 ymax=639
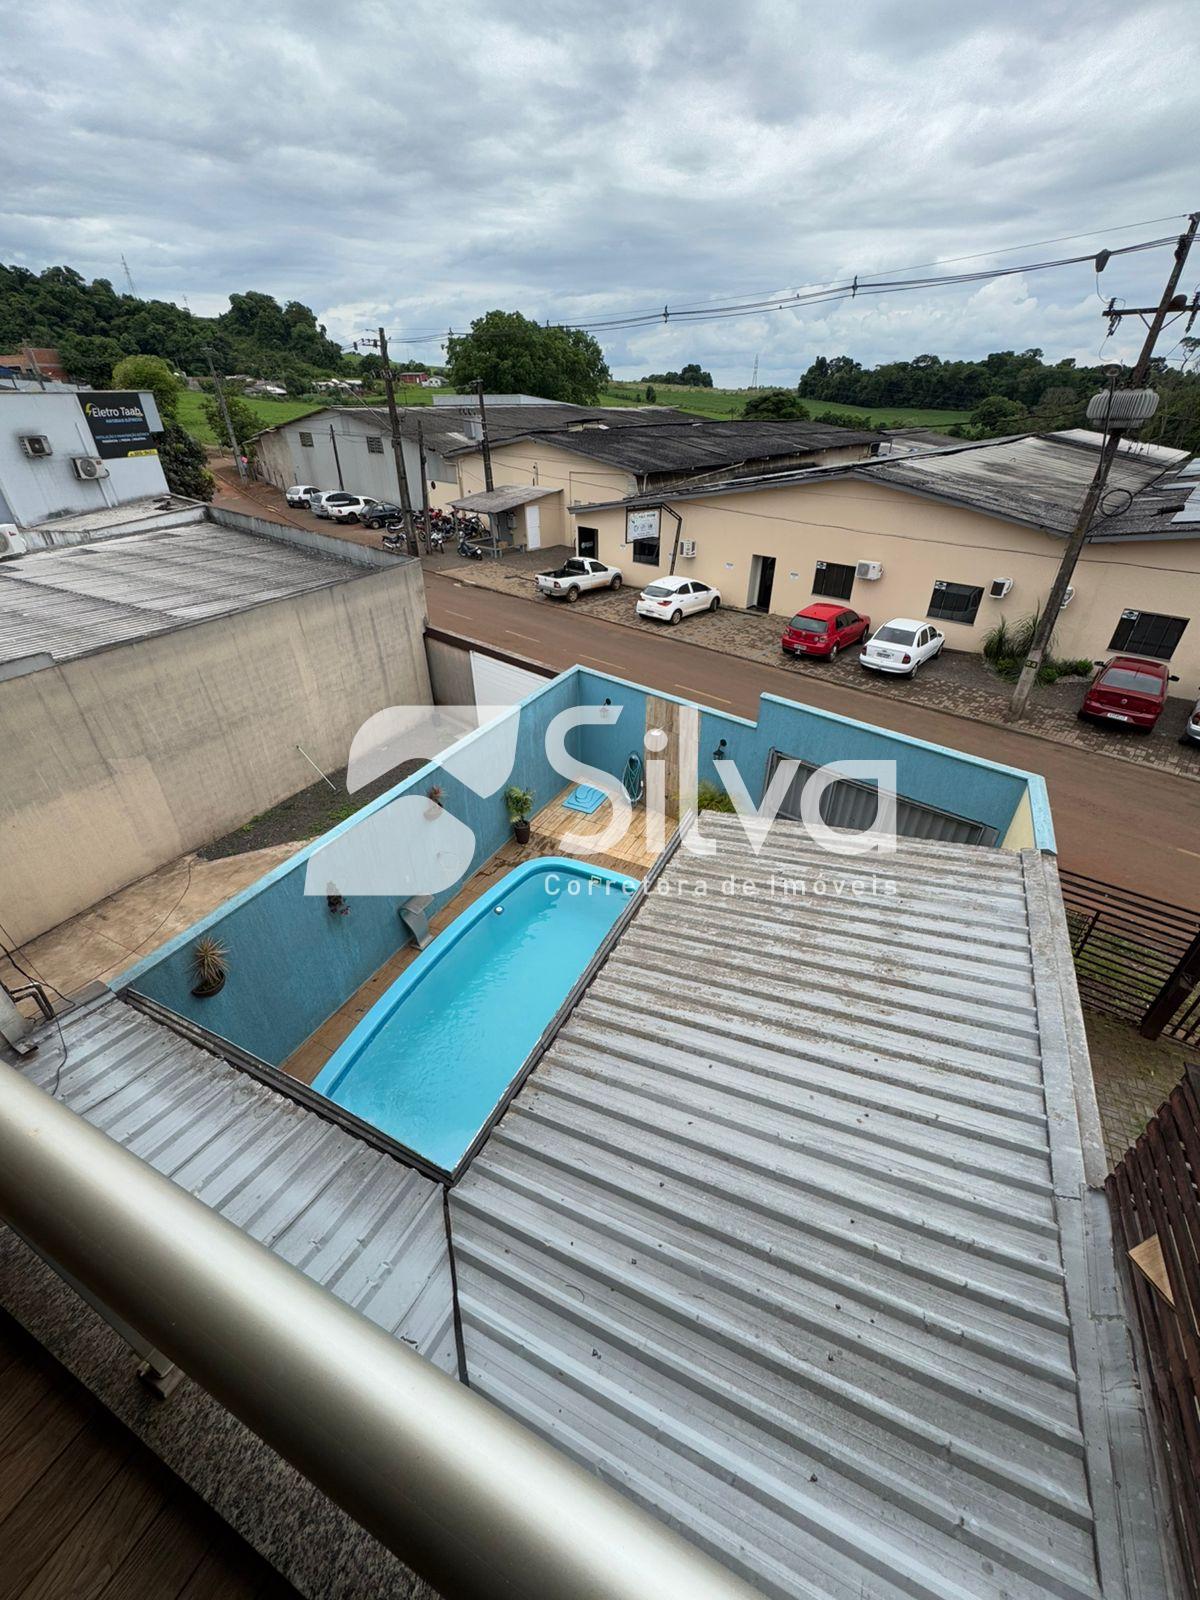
xmin=281 ymin=786 xmax=663 ymax=1086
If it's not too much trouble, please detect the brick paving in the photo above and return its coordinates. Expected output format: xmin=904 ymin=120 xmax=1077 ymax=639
xmin=1083 ymin=1009 xmax=1193 ymax=1168
xmin=435 ymin=546 xmax=1200 ymax=780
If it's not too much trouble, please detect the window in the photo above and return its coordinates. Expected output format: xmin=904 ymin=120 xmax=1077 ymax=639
xmin=875 ymin=624 xmax=916 ymax=645
xmin=1108 ymin=610 xmax=1189 ymax=660
xmin=632 ymin=537 xmax=660 ymax=564
xmin=367 ymin=436 xmax=384 ymax=454
xmin=839 ymin=610 xmax=859 ymax=628
xmin=298 ymin=431 xmax=314 ymax=448
xmin=1099 ymin=665 xmax=1164 ymax=694
xmin=928 ymin=580 xmax=984 ymax=625
xmin=812 ymin=560 xmax=855 ymax=601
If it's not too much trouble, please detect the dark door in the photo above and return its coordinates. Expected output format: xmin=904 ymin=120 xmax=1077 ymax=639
xmin=577 ymin=526 xmax=598 ymax=558
xmin=752 ymin=556 xmax=776 ymax=612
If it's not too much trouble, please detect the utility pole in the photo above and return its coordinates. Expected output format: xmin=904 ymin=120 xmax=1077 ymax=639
xmin=359 ymin=328 xmax=417 ymax=551
xmin=474 ymin=379 xmax=494 ymax=490
xmin=204 ymin=348 xmax=246 ymax=481
xmin=1008 ymin=213 xmax=1199 ymax=720
xmin=416 ymin=418 xmax=432 ymax=546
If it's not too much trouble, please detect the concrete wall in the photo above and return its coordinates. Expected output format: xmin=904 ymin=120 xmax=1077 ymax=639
xmin=255 ymin=411 xmax=458 ymax=511
xmin=0 ymin=559 xmax=432 ymax=945
xmin=582 ymin=477 xmax=1200 ymax=690
xmin=0 ymin=390 xmax=168 ymax=526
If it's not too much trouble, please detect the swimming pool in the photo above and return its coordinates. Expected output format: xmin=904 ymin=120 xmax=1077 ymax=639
xmin=311 ymin=858 xmax=638 ymax=1172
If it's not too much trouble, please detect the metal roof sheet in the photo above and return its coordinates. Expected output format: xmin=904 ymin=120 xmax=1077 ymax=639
xmin=451 ymin=485 xmax=560 ymax=513
xmin=451 ymin=820 xmax=1165 ymax=1600
xmin=19 ymin=997 xmax=457 ymax=1372
xmin=0 ymin=521 xmax=366 ymax=666
xmin=500 ymin=417 xmax=878 ymax=475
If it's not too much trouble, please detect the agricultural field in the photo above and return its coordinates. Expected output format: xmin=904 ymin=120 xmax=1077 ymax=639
xmin=600 ymin=380 xmax=970 ymax=429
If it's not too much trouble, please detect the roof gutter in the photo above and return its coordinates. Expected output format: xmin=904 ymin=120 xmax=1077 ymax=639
xmin=0 ymin=1060 xmax=763 ymax=1600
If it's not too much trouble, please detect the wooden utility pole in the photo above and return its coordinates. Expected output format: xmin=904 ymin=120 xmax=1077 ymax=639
xmin=204 ymin=348 xmax=246 ymax=481
xmin=474 ymin=379 xmax=495 ymax=490
xmin=359 ymin=328 xmax=416 ymax=550
xmin=416 ymin=418 xmax=431 ymax=546
xmin=1008 ymin=214 xmax=1199 ymax=719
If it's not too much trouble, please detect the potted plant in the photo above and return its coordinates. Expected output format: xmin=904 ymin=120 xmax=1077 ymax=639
xmin=424 ymin=784 xmax=444 ymax=821
xmin=505 ymin=784 xmax=534 ymax=844
xmin=190 ymin=935 xmax=228 ymax=998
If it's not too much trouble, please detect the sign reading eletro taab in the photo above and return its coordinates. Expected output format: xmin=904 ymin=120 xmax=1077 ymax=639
xmin=78 ymin=392 xmax=158 ymax=459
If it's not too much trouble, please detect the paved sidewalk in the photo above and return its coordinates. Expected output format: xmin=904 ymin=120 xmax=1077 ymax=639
xmin=436 ymin=550 xmax=1200 ymax=780
xmin=1083 ymin=1009 xmax=1193 ymax=1168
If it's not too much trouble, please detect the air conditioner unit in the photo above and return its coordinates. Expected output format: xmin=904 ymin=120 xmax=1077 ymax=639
xmin=18 ymin=434 xmax=52 ymax=458
xmin=0 ymin=526 xmax=28 ymax=560
xmin=1060 ymin=586 xmax=1075 ymax=608
xmin=856 ymin=560 xmax=883 ymax=581
xmin=72 ymin=456 xmax=109 ymax=480
xmin=990 ymin=578 xmax=1013 ymax=599
xmin=678 ymin=538 xmax=697 ymax=558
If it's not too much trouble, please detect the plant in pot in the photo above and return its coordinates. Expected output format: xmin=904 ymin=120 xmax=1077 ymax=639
xmin=505 ymin=784 xmax=534 ymax=844
xmin=424 ymin=784 xmax=444 ymax=821
xmin=190 ymin=934 xmax=228 ymax=998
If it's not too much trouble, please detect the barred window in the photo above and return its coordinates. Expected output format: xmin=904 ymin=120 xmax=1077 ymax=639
xmin=367 ymin=436 xmax=384 ymax=454
xmin=298 ymin=431 xmax=313 ymax=448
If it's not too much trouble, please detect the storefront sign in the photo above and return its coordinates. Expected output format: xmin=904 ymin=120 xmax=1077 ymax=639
xmin=78 ymin=392 xmax=158 ymax=458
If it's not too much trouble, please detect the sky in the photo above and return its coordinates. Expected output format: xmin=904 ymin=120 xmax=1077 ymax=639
xmin=2 ymin=0 xmax=1197 ymax=387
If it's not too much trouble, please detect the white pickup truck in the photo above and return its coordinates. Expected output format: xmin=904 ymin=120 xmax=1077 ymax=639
xmin=535 ymin=557 xmax=623 ymax=602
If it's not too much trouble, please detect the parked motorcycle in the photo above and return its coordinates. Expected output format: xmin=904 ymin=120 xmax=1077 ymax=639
xmin=457 ymin=537 xmax=484 ymax=561
xmin=382 ymin=522 xmax=406 ymax=552
xmin=426 ymin=527 xmax=446 ymax=553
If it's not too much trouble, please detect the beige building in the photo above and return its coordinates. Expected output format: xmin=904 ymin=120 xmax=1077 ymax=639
xmin=0 ymin=511 xmax=432 ymax=944
xmin=571 ymin=433 xmax=1200 ymax=690
xmin=449 ymin=415 xmax=878 ymax=550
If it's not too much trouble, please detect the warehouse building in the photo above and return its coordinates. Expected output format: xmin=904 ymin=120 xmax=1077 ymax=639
xmin=0 ymin=512 xmax=431 ymax=943
xmin=570 ymin=431 xmax=1200 ymax=684
xmin=0 ymin=387 xmax=169 ymax=527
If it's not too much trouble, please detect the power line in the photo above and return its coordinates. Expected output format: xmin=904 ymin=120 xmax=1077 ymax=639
xmin=373 ymin=213 xmax=1193 ymax=345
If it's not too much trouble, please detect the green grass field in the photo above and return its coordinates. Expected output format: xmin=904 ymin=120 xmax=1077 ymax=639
xmin=176 ymin=391 xmax=323 ymax=446
xmin=600 ymin=381 xmax=969 ymax=429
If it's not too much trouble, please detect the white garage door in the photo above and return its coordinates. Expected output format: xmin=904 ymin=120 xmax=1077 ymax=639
xmin=469 ymin=649 xmax=550 ymax=708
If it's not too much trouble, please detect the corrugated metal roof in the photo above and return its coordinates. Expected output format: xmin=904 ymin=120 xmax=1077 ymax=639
xmin=503 ymin=417 xmax=878 ymax=474
xmin=451 ymin=820 xmax=1163 ymax=1600
xmin=0 ymin=521 xmax=367 ymax=666
xmin=19 ymin=997 xmax=456 ymax=1371
xmin=451 ymin=485 xmax=560 ymax=513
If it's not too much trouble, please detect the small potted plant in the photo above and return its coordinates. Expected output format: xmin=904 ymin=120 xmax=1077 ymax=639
xmin=190 ymin=934 xmax=228 ymax=998
xmin=425 ymin=784 xmax=444 ymax=821
xmin=505 ymin=784 xmax=534 ymax=844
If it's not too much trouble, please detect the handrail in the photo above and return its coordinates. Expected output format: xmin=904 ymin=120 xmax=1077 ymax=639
xmin=0 ymin=1061 xmax=763 ymax=1600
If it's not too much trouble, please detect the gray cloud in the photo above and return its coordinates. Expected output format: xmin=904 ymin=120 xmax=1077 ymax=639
xmin=1 ymin=0 xmax=1196 ymax=384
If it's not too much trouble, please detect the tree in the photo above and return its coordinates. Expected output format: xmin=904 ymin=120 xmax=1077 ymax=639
xmin=641 ymin=363 xmax=714 ymax=387
xmin=112 ymin=354 xmax=180 ymax=421
xmin=645 ymin=384 xmax=657 ymax=403
xmin=447 ymin=311 xmax=609 ymax=403
xmin=969 ymin=395 xmax=1028 ymax=434
xmin=741 ymin=389 xmax=810 ymax=420
xmin=158 ymin=424 xmax=214 ymax=500
xmin=58 ymin=334 xmax=125 ymax=387
xmin=202 ymin=391 xmax=260 ymax=460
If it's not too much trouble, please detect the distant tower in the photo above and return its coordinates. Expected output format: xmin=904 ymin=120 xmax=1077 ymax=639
xmin=121 ymin=254 xmax=137 ymax=296
xmin=750 ymin=353 xmax=759 ymax=391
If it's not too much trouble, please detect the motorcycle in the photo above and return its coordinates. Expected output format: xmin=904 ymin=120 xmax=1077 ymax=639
xmin=382 ymin=522 xmax=406 ymax=552
xmin=426 ymin=527 xmax=446 ymax=553
xmin=457 ymin=537 xmax=484 ymax=561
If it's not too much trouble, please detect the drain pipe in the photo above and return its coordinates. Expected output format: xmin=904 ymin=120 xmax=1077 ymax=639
xmin=0 ymin=1062 xmax=763 ymax=1600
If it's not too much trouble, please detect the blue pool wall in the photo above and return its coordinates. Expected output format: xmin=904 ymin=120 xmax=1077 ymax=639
xmin=571 ymin=667 xmax=1055 ymax=853
xmin=118 ymin=663 xmax=1053 ymax=1068
xmin=117 ymin=670 xmax=584 ymax=1066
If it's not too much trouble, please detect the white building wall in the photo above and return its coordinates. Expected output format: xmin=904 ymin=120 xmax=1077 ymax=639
xmin=256 ymin=410 xmax=458 ymax=508
xmin=0 ymin=391 xmax=168 ymax=526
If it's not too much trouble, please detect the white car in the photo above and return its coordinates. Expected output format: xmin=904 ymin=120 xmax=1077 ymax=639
xmin=285 ymin=483 xmax=320 ymax=508
xmin=635 ymin=575 xmax=721 ymax=624
xmin=327 ymin=495 xmax=382 ymax=524
xmin=1181 ymin=695 xmax=1200 ymax=746
xmin=860 ymin=618 xmax=945 ymax=676
xmin=310 ymin=491 xmax=359 ymax=520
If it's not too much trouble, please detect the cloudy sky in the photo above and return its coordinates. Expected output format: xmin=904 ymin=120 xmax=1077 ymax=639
xmin=3 ymin=0 xmax=1197 ymax=385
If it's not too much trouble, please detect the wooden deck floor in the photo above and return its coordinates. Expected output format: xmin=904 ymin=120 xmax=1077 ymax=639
xmin=283 ymin=786 xmax=663 ymax=1086
xmin=0 ymin=1309 xmax=299 ymax=1600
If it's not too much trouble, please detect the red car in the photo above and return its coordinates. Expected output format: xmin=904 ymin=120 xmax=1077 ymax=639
xmin=781 ymin=603 xmax=871 ymax=660
xmin=1078 ymin=655 xmax=1178 ymax=732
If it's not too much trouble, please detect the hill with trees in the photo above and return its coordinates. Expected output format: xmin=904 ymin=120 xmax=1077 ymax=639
xmin=640 ymin=362 xmax=713 ymax=387
xmin=0 ymin=264 xmax=350 ymax=392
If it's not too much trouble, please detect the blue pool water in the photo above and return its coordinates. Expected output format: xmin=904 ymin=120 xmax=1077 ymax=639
xmin=311 ymin=858 xmax=637 ymax=1172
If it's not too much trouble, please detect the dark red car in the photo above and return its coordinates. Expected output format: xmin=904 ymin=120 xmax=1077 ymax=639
xmin=1078 ymin=654 xmax=1178 ymax=732
xmin=782 ymin=603 xmax=871 ymax=660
